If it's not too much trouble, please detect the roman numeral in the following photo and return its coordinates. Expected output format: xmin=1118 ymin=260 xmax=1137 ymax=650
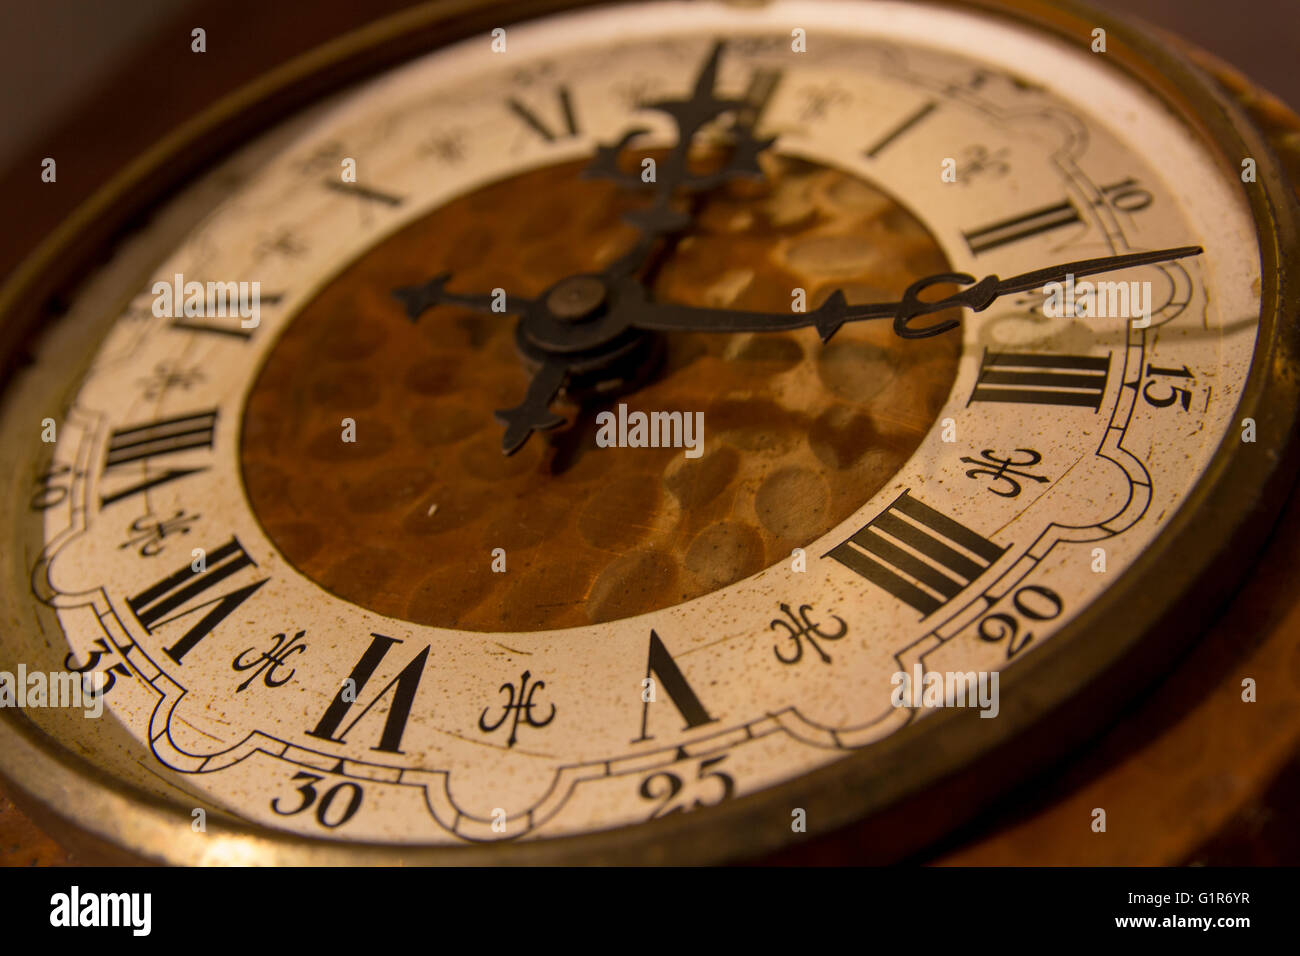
xmin=168 ymin=292 xmax=282 ymax=340
xmin=969 ymin=349 xmax=1111 ymax=410
xmin=323 ymin=179 xmax=404 ymax=207
xmin=104 ymin=410 xmax=216 ymax=467
xmin=307 ymin=633 xmax=430 ymax=754
xmin=127 ymin=536 xmax=268 ymax=663
xmin=864 ymin=100 xmax=937 ymax=159
xmin=963 ymin=198 xmax=1082 ymax=254
xmin=100 ymin=410 xmax=216 ymax=507
xmin=738 ymin=67 xmax=783 ymax=128
xmin=634 ymin=630 xmax=716 ymax=743
xmin=825 ymin=491 xmax=1006 ymax=617
xmin=507 ymin=86 xmax=580 ymax=142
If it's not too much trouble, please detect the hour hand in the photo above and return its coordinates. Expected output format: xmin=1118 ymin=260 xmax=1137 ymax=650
xmin=494 ymin=359 xmax=568 ymax=455
xmin=392 ymin=273 xmax=534 ymax=322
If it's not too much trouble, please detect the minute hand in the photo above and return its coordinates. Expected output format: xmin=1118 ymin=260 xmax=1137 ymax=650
xmin=628 ymin=245 xmax=1203 ymax=342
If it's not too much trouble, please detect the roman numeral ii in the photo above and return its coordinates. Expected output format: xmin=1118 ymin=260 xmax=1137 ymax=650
xmin=963 ymin=199 xmax=1081 ymax=254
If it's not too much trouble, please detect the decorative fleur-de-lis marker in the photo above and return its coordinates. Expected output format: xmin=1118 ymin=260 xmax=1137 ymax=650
xmin=960 ymin=448 xmax=1049 ymax=498
xmin=771 ymin=602 xmax=848 ymax=665
xmin=479 ymin=669 xmax=557 ymax=748
xmin=232 ymin=630 xmax=307 ymax=693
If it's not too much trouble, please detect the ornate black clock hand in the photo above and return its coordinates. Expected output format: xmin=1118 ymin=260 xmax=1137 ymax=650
xmin=395 ymin=38 xmax=761 ymax=326
xmin=620 ymin=245 xmax=1205 ymax=340
xmin=583 ymin=41 xmax=770 ymax=194
xmin=393 ymin=38 xmax=780 ymax=452
xmin=392 ymin=40 xmax=770 ymax=320
xmin=391 ymin=43 xmax=1197 ymax=457
xmin=392 ymin=272 xmax=537 ymax=322
xmin=494 ymin=359 xmax=568 ymax=454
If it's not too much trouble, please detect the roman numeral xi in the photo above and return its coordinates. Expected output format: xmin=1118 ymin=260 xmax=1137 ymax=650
xmin=826 ymin=491 xmax=1006 ymax=617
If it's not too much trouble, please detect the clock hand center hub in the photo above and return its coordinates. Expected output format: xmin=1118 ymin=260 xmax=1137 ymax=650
xmin=546 ymin=275 xmax=608 ymax=322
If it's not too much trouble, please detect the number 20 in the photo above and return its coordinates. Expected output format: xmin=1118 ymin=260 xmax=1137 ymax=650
xmin=977 ymin=585 xmax=1064 ymax=660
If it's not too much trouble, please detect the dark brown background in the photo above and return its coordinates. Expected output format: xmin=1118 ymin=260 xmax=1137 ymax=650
xmin=1 ymin=0 xmax=1298 ymax=287
xmin=2 ymin=0 xmax=1296 ymax=179
xmin=2 ymin=0 xmax=1299 ymax=865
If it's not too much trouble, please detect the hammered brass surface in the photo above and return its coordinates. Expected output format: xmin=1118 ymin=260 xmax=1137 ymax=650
xmin=240 ymin=154 xmax=960 ymax=631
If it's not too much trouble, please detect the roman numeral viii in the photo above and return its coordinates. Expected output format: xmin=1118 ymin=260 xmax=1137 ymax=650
xmin=100 ymin=410 xmax=216 ymax=507
xmin=825 ymin=491 xmax=1006 ymax=617
xmin=969 ymin=350 xmax=1111 ymax=411
xmin=127 ymin=536 xmax=268 ymax=663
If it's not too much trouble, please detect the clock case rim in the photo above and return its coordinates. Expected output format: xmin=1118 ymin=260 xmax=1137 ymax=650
xmin=0 ymin=0 xmax=1297 ymax=865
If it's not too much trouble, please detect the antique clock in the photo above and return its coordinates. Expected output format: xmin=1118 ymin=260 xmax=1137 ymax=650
xmin=1 ymin=0 xmax=1297 ymax=865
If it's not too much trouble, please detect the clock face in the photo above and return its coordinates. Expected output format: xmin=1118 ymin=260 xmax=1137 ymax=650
xmin=0 ymin=0 xmax=1288 ymax=860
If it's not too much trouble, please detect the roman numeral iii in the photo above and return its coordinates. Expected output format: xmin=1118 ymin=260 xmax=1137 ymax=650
xmin=969 ymin=349 xmax=1111 ymax=411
